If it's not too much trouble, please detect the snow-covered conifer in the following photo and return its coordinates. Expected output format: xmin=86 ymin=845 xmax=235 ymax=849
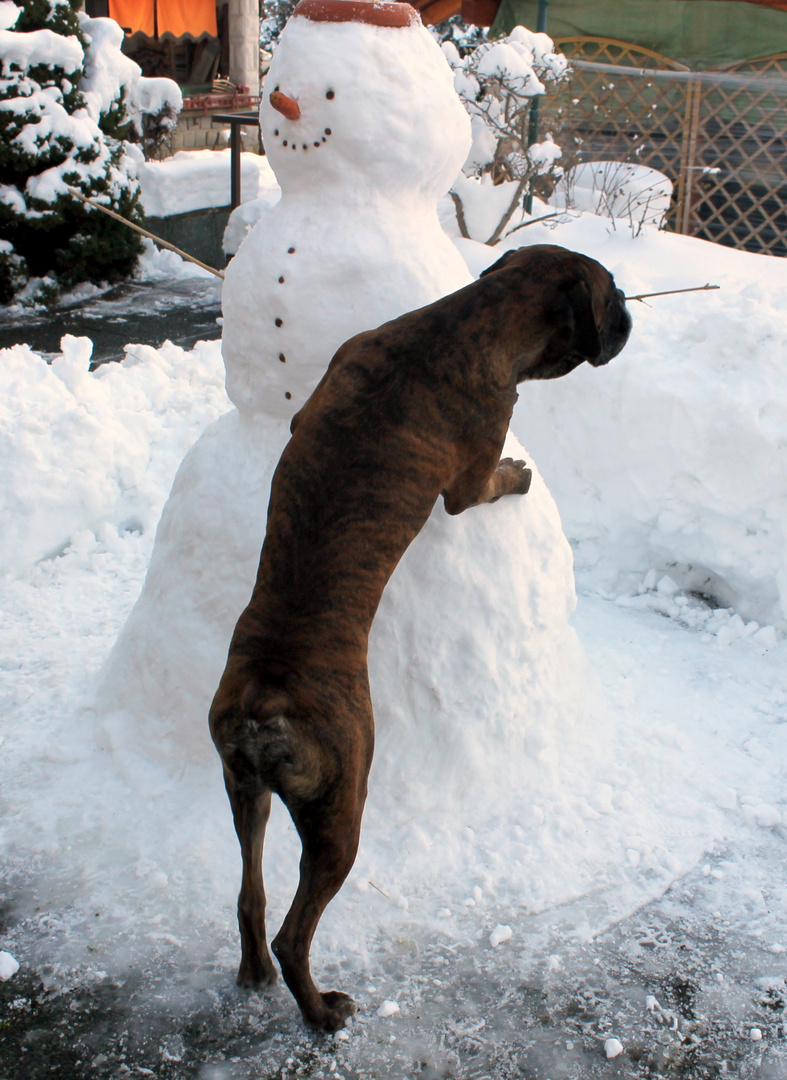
xmin=0 ymin=0 xmax=178 ymax=303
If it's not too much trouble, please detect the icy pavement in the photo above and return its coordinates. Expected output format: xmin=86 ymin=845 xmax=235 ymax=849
xmin=0 ymin=275 xmax=222 ymax=366
xmin=1 ymin=783 xmax=786 ymax=1079
xmin=1 ymin=564 xmax=785 ymax=1078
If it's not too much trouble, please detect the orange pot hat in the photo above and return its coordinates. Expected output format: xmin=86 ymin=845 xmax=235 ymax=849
xmin=291 ymin=0 xmax=421 ymax=27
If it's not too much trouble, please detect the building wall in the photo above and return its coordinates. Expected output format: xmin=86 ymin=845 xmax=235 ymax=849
xmin=229 ymin=0 xmax=261 ymax=93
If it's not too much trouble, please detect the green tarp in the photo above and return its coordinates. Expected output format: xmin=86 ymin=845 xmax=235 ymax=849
xmin=492 ymin=0 xmax=787 ymax=68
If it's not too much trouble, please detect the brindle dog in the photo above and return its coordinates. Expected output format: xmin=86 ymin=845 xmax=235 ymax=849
xmin=209 ymin=244 xmax=631 ymax=1031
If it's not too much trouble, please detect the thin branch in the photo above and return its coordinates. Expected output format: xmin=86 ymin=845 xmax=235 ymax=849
xmin=625 ymin=284 xmax=720 ymax=302
xmin=67 ymin=187 xmax=225 ymax=279
xmin=504 ymin=211 xmax=563 ymax=236
xmin=449 ymin=191 xmax=470 ymax=240
xmin=486 ymin=175 xmax=529 ymax=246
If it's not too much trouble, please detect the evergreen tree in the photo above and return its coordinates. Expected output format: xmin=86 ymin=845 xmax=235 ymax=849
xmin=260 ymin=0 xmax=298 ymax=52
xmin=0 ymin=0 xmax=144 ymax=303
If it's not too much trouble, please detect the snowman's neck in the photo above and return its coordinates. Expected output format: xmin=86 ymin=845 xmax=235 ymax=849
xmin=278 ymin=185 xmax=438 ymax=216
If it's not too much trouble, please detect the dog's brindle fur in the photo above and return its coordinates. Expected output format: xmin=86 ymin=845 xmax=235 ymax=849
xmin=209 ymin=244 xmax=631 ymax=1032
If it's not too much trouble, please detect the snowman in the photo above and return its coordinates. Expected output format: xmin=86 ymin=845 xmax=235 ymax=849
xmin=221 ymin=0 xmax=473 ymax=418
xmin=96 ymin=0 xmax=588 ymax=817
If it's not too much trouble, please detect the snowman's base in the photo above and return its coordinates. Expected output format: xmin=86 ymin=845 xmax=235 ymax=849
xmin=95 ymin=403 xmax=589 ymax=812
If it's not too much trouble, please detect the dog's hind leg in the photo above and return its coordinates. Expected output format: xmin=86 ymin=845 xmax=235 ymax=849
xmin=272 ymin=777 xmax=367 ymax=1032
xmin=223 ymin=771 xmax=278 ymax=988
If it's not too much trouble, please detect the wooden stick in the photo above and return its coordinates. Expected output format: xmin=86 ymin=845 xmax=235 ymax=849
xmin=67 ymin=188 xmax=225 ymax=280
xmin=625 ymin=283 xmax=719 ymax=302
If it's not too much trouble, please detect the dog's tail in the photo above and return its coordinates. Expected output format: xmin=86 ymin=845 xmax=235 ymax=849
xmin=210 ymin=681 xmax=328 ymax=803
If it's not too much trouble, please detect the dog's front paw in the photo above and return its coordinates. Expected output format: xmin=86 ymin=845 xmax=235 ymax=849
xmin=489 ymin=457 xmax=532 ymax=501
xmin=304 ymin=990 xmax=357 ymax=1033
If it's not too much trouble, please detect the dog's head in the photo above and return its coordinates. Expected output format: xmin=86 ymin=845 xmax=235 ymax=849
xmin=479 ymin=244 xmax=632 ymax=382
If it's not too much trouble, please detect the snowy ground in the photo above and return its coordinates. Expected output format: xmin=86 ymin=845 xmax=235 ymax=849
xmin=1 ymin=505 xmax=785 ymax=1078
xmin=1 ymin=227 xmax=786 ymax=1077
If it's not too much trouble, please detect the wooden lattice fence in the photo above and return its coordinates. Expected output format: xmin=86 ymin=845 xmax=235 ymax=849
xmin=540 ymin=37 xmax=787 ymax=256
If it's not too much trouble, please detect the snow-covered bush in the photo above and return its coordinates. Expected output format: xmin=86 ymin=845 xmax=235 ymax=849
xmin=443 ymin=26 xmax=570 ymax=244
xmin=0 ymin=0 xmax=180 ymax=304
xmin=430 ymin=14 xmax=489 ymax=59
xmin=552 ymin=161 xmax=674 ymax=236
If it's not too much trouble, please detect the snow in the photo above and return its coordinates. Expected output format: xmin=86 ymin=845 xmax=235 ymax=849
xmin=504 ymin=212 xmax=787 ymax=630
xmin=0 ymin=950 xmax=20 ymax=981
xmin=489 ymin=925 xmax=513 ymax=948
xmin=476 ymin=41 xmax=547 ymax=94
xmin=2 ymin=84 xmax=98 ymax=161
xmin=77 ymin=15 xmax=142 ymax=121
xmin=137 ymin=149 xmax=275 ymax=218
xmin=0 ymin=333 xmax=227 ymax=574
xmin=551 ymin=161 xmax=674 ymax=229
xmin=0 ymin=27 xmax=83 ymax=76
xmin=376 ymin=1000 xmax=401 ymax=1018
xmin=76 ymin=13 xmax=182 ymax=135
xmin=604 ymin=1037 xmax=624 ymax=1058
xmin=0 ymin=8 xmax=786 ymax=1068
xmin=0 ymin=9 xmax=180 ymax=239
xmin=0 ymin=1 xmax=20 ymax=31
xmin=0 ymin=226 xmax=785 ymax=1045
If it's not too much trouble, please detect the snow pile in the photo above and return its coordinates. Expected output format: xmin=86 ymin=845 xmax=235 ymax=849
xmin=501 ymin=214 xmax=787 ymax=630
xmin=551 ymin=161 xmax=674 ymax=230
xmin=616 ymin=571 xmax=779 ymax=652
xmin=138 ymin=149 xmax=278 ymax=218
xmin=0 ymin=334 xmax=228 ymax=574
xmin=133 ymin=234 xmax=217 ymax=281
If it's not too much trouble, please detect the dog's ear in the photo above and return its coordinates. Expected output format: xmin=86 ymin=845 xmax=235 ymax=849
xmin=564 ymin=276 xmax=602 ymax=360
xmin=479 ymin=248 xmax=520 ymax=278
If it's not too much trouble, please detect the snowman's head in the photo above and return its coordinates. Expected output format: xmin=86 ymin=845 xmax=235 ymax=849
xmin=260 ymin=0 xmax=471 ymax=200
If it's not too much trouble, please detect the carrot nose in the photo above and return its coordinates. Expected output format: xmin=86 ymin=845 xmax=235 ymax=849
xmin=269 ymin=90 xmax=301 ymax=121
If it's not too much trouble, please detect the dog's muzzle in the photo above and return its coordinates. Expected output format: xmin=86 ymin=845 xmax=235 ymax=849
xmin=589 ymin=288 xmax=632 ymax=367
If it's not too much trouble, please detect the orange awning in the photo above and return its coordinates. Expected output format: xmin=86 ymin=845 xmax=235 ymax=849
xmin=109 ymin=0 xmax=217 ymax=37
xmin=109 ymin=0 xmax=154 ymax=35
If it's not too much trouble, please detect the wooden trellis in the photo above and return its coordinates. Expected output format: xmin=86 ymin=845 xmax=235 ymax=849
xmin=539 ymin=37 xmax=787 ymax=256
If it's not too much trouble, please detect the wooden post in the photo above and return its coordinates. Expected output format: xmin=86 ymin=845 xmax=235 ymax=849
xmin=679 ymin=77 xmax=702 ymax=236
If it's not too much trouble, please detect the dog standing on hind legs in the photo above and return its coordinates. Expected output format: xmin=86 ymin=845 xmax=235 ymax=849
xmin=209 ymin=244 xmax=632 ymax=1032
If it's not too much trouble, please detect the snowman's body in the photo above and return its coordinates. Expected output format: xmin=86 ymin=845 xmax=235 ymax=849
xmin=96 ymin=2 xmax=587 ymax=799
xmin=222 ymin=193 xmax=472 ymax=417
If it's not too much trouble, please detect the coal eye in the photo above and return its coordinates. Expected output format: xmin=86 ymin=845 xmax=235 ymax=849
xmin=326 ymin=89 xmax=335 ymax=100
xmin=273 ymin=85 xmax=279 ymax=93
